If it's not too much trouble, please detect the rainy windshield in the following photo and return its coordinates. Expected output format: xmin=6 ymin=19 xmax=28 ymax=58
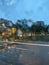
xmin=0 ymin=0 xmax=49 ymax=65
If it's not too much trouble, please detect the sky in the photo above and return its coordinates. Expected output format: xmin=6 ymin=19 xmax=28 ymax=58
xmin=0 ymin=0 xmax=49 ymax=25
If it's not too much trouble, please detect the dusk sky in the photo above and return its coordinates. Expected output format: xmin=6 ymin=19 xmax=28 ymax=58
xmin=0 ymin=0 xmax=49 ymax=24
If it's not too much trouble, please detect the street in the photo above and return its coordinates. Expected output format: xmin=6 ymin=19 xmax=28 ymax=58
xmin=0 ymin=42 xmax=49 ymax=65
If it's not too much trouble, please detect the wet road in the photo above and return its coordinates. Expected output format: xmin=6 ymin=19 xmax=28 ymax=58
xmin=0 ymin=42 xmax=49 ymax=65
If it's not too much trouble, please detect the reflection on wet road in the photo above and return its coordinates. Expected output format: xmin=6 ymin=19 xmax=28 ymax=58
xmin=0 ymin=43 xmax=49 ymax=65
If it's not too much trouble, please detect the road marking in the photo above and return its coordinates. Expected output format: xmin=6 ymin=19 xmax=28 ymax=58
xmin=0 ymin=41 xmax=49 ymax=47
xmin=7 ymin=46 xmax=28 ymax=50
xmin=14 ymin=48 xmax=28 ymax=50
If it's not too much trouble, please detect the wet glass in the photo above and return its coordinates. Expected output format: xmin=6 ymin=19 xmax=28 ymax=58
xmin=0 ymin=44 xmax=49 ymax=65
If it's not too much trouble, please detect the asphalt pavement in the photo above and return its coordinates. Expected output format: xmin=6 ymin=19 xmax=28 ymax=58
xmin=0 ymin=41 xmax=49 ymax=65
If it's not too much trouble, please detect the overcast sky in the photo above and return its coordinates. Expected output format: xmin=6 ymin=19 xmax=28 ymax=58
xmin=0 ymin=0 xmax=49 ymax=24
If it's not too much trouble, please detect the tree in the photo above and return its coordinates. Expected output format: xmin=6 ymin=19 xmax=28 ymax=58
xmin=35 ymin=21 xmax=45 ymax=34
xmin=46 ymin=25 xmax=49 ymax=34
xmin=16 ymin=19 xmax=30 ymax=38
